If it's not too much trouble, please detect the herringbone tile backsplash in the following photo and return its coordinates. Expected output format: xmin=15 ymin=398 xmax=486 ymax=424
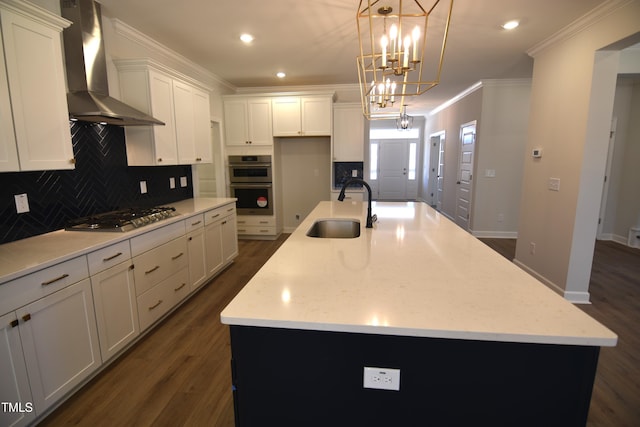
xmin=0 ymin=122 xmax=193 ymax=244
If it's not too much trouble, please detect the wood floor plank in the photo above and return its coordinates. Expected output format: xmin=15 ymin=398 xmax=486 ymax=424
xmin=40 ymin=236 xmax=639 ymax=426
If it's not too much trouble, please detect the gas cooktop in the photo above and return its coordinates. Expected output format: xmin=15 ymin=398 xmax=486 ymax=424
xmin=65 ymin=206 xmax=177 ymax=232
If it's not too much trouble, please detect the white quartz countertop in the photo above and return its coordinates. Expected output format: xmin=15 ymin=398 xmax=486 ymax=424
xmin=221 ymin=201 xmax=617 ymax=347
xmin=0 ymin=197 xmax=236 ymax=284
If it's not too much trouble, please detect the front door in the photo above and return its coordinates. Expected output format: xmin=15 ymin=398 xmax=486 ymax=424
xmin=378 ymin=139 xmax=408 ymax=200
xmin=455 ymin=122 xmax=476 ymax=230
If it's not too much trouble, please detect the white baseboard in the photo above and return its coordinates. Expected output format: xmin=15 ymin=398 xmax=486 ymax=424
xmin=512 ymin=259 xmax=591 ymax=304
xmin=472 ymin=231 xmax=518 ymax=239
xmin=597 ymin=233 xmax=631 ymax=246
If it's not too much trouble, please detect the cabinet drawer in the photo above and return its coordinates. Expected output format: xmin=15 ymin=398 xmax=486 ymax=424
xmin=236 ymin=216 xmax=274 ymax=227
xmin=0 ymin=256 xmax=88 ymax=315
xmin=87 ymin=240 xmax=132 ymax=276
xmin=130 ymin=220 xmax=185 ymax=257
xmin=204 ymin=204 xmax=236 ymax=225
xmin=236 ymin=225 xmax=276 ymax=236
xmin=185 ymin=213 xmax=204 ymax=232
xmin=137 ymin=267 xmax=189 ymax=331
xmin=133 ymin=236 xmax=188 ymax=296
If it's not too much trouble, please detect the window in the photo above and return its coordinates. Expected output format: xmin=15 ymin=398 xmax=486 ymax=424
xmin=408 ymin=142 xmax=417 ymax=180
xmin=370 ymin=142 xmax=378 ymax=180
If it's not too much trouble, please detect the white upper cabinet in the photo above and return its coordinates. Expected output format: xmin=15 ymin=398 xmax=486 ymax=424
xmin=115 ymin=59 xmax=212 ymax=166
xmin=0 ymin=1 xmax=73 ymax=172
xmin=272 ymin=96 xmax=332 ymax=137
xmin=333 ymin=104 xmax=365 ymax=161
xmin=224 ymin=97 xmax=272 ymax=146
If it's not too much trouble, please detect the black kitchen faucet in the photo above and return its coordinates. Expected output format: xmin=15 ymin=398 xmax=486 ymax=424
xmin=337 ymin=178 xmax=376 ymax=228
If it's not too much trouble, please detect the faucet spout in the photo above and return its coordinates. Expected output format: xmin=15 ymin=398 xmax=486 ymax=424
xmin=338 ymin=178 xmax=375 ymax=228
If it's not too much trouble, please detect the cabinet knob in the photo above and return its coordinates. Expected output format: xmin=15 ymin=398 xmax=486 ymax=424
xmin=22 ymin=314 xmax=31 ymax=322
xmin=158 ymin=158 xmax=163 ymax=162
xmin=10 ymin=319 xmax=19 ymax=328
xmin=70 ymin=158 xmax=76 ymax=164
xmin=196 ymin=157 xmax=202 ymax=162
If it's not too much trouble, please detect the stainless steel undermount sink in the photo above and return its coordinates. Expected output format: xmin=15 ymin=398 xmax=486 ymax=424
xmin=306 ymin=219 xmax=361 ymax=239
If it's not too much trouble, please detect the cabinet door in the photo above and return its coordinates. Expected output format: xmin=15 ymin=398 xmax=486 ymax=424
xmin=91 ymin=261 xmax=139 ymax=362
xmin=0 ymin=29 xmax=19 ymax=172
xmin=192 ymin=87 xmax=212 ymax=162
xmin=0 ymin=312 xmax=35 ymax=427
xmin=1 ymin=8 xmax=73 ymax=171
xmin=333 ymin=105 xmax=364 ymax=161
xmin=222 ymin=213 xmax=239 ymax=264
xmin=187 ymin=228 xmax=207 ymax=290
xmin=149 ymin=70 xmax=178 ymax=165
xmin=17 ymin=279 xmax=101 ymax=413
xmin=224 ymin=100 xmax=249 ymax=145
xmin=301 ymin=97 xmax=332 ymax=136
xmin=173 ymin=79 xmax=196 ymax=164
xmin=247 ymin=98 xmax=273 ymax=145
xmin=272 ymin=97 xmax=302 ymax=136
xmin=205 ymin=221 xmax=224 ymax=277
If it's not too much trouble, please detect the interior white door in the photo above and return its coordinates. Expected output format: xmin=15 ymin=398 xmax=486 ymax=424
xmin=436 ymin=135 xmax=445 ymax=211
xmin=455 ymin=123 xmax=476 ymax=230
xmin=378 ymin=140 xmax=409 ymax=200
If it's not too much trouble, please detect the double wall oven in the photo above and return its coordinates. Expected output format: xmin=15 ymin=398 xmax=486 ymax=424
xmin=228 ymin=155 xmax=273 ymax=216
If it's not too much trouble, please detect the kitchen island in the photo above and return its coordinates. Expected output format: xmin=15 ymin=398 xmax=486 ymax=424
xmin=221 ymin=201 xmax=617 ymax=427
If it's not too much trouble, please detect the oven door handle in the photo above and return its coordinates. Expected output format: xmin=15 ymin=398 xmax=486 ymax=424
xmin=229 ymin=183 xmax=272 ymax=188
xmin=229 ymin=163 xmax=272 ymax=168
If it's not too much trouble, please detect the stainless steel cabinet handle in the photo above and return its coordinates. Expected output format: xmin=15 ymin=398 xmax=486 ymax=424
xmin=41 ymin=273 xmax=69 ymax=286
xmin=171 ymin=252 xmax=184 ymax=260
xmin=103 ymin=252 xmax=123 ymax=262
xmin=145 ymin=266 xmax=160 ymax=275
xmin=148 ymin=300 xmax=163 ymax=310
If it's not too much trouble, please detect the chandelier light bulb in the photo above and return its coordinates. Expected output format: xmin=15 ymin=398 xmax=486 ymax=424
xmin=380 ymin=35 xmax=388 ymax=67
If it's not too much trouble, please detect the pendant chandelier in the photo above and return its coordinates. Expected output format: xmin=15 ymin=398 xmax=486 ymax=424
xmin=396 ymin=105 xmax=413 ymax=130
xmin=356 ymin=0 xmax=453 ymax=119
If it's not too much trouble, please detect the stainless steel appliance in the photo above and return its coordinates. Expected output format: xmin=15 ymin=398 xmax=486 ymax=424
xmin=229 ymin=156 xmax=273 ymax=215
xmin=65 ymin=206 xmax=177 ymax=232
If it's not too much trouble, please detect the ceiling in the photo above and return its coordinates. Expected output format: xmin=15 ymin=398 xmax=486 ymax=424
xmin=97 ymin=0 xmax=608 ymax=114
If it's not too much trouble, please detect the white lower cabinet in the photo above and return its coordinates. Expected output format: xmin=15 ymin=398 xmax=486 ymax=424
xmin=236 ymin=215 xmax=276 ymax=237
xmin=91 ymin=261 xmax=139 ymax=362
xmin=186 ymin=221 xmax=207 ymax=291
xmin=137 ymin=267 xmax=189 ymax=331
xmin=204 ymin=204 xmax=237 ymax=277
xmin=17 ymin=278 xmax=101 ymax=414
xmin=0 ymin=312 xmax=35 ymax=427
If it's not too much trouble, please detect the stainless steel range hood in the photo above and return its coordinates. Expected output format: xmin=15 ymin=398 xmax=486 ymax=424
xmin=61 ymin=0 xmax=164 ymax=126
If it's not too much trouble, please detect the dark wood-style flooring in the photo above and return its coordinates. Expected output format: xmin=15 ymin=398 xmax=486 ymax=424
xmin=41 ymin=236 xmax=639 ymax=426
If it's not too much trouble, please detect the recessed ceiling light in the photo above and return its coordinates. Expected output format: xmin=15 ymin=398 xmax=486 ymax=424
xmin=240 ymin=33 xmax=254 ymax=44
xmin=502 ymin=20 xmax=519 ymax=30
xmin=276 ymin=72 xmax=286 ymax=79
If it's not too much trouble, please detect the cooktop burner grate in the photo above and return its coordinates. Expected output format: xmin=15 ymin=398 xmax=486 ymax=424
xmin=65 ymin=207 xmax=177 ymax=232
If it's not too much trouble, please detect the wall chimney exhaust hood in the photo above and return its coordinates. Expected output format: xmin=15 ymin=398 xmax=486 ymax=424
xmin=61 ymin=0 xmax=164 ymax=126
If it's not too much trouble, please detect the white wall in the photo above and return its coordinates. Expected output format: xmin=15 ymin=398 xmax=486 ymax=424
xmin=473 ymin=80 xmax=531 ymax=237
xmin=514 ymin=1 xmax=640 ymax=302
xmin=278 ymin=137 xmax=331 ymax=231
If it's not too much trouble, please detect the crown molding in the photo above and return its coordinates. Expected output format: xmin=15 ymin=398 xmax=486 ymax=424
xmin=527 ymin=0 xmax=632 ymax=57
xmin=429 ymin=81 xmax=483 ymax=116
xmin=110 ymin=18 xmax=235 ymax=91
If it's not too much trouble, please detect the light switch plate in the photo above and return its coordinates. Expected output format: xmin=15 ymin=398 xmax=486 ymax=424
xmin=140 ymin=181 xmax=147 ymax=194
xmin=169 ymin=177 xmax=176 ymax=189
xmin=180 ymin=176 xmax=187 ymax=187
